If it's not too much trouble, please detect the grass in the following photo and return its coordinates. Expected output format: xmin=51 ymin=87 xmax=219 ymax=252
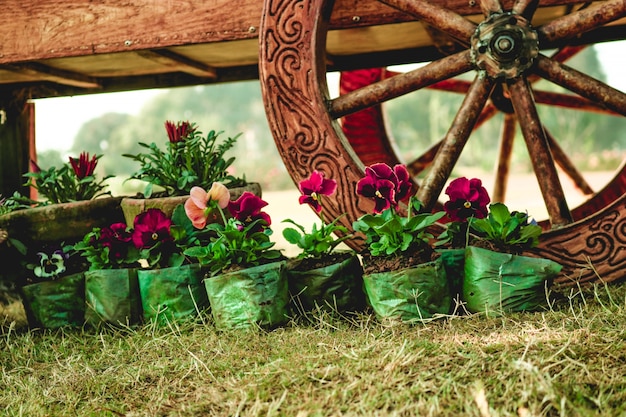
xmin=1 ymin=282 xmax=626 ymax=416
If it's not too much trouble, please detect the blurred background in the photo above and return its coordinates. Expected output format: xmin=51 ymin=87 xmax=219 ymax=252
xmin=33 ymin=41 xmax=625 ymax=233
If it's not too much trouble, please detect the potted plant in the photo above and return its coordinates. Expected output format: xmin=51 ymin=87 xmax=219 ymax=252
xmin=282 ymin=170 xmax=364 ymax=314
xmin=130 ymin=206 xmax=211 ymax=325
xmin=20 ymin=246 xmax=86 ymax=329
xmin=183 ymin=183 xmax=288 ymax=330
xmin=120 ymin=120 xmax=260 ymax=225
xmin=462 ymin=202 xmax=562 ymax=315
xmin=1 ymin=152 xmax=123 ymax=314
xmin=352 ymin=163 xmax=449 ymax=323
xmin=0 ymin=152 xmax=124 ymax=244
xmin=435 ymin=177 xmax=491 ymax=301
xmin=70 ymin=222 xmax=143 ymax=326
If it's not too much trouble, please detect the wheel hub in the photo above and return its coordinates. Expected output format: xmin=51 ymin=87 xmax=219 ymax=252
xmin=471 ymin=12 xmax=539 ymax=79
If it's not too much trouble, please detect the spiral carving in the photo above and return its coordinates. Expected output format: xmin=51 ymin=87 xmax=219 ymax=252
xmin=534 ymin=195 xmax=626 ymax=285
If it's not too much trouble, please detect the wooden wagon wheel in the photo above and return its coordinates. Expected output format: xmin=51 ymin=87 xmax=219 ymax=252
xmin=259 ymin=0 xmax=626 ymax=286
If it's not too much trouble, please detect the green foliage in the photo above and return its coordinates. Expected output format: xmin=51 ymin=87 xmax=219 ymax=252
xmin=353 ymin=198 xmax=445 ymax=257
xmin=123 ymin=126 xmax=246 ymax=197
xmin=23 ymin=156 xmax=112 ymax=204
xmin=0 ymin=192 xmax=31 ymax=215
xmin=282 ymin=216 xmax=351 ymax=259
xmin=184 ymin=217 xmax=283 ymax=276
xmin=470 ymin=202 xmax=542 ymax=252
xmin=70 ymin=228 xmax=140 ymax=271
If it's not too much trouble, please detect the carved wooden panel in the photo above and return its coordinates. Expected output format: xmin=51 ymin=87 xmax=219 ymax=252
xmin=260 ymin=0 xmax=374 ymax=246
xmin=533 ymin=193 xmax=626 ymax=286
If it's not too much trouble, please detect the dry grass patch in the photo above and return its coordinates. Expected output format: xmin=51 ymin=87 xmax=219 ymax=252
xmin=1 ymin=282 xmax=626 ymax=416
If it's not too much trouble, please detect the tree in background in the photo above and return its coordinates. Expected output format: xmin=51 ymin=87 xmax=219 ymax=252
xmin=68 ymin=81 xmax=294 ymax=192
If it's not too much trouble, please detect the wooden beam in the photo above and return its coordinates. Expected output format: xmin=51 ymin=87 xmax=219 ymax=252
xmin=135 ymin=49 xmax=217 ymax=79
xmin=0 ymin=0 xmax=590 ymax=66
xmin=1 ymin=63 xmax=101 ymax=89
xmin=0 ymin=93 xmax=31 ymax=197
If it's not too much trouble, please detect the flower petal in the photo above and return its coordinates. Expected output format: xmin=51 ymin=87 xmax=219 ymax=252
xmin=207 ymin=182 xmax=231 ymax=209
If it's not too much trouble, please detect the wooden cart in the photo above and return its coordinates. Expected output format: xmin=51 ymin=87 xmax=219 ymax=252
xmin=1 ymin=0 xmax=625 ymax=286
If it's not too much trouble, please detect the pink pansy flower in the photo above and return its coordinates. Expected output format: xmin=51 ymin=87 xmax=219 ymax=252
xmin=185 ymin=183 xmax=231 ymax=229
xmin=443 ymin=177 xmax=490 ymax=222
xmin=298 ymin=170 xmax=337 ymax=213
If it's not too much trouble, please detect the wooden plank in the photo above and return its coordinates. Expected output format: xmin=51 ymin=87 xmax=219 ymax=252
xmin=0 ymin=0 xmax=593 ymax=65
xmin=134 ymin=50 xmax=218 ymax=79
xmin=1 ymin=62 xmax=101 ymax=88
xmin=0 ymin=0 xmax=262 ymax=64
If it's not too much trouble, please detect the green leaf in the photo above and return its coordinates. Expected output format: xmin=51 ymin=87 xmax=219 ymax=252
xmin=282 ymin=227 xmax=303 ymax=245
xmin=489 ymin=203 xmax=511 ymax=227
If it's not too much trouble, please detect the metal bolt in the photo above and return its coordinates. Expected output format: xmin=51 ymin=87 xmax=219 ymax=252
xmin=469 ymin=0 xmax=476 ymax=6
xmin=124 ymin=40 xmax=132 ymax=46
xmin=352 ymin=16 xmax=361 ymax=22
xmin=248 ymin=26 xmax=256 ymax=33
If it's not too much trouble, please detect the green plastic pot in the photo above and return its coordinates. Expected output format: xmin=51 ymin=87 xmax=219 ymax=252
xmin=463 ymin=246 xmax=562 ymax=315
xmin=84 ymin=268 xmax=142 ymax=326
xmin=287 ymin=254 xmax=365 ymax=313
xmin=21 ymin=272 xmax=85 ymax=329
xmin=205 ymin=261 xmax=289 ymax=330
xmin=138 ymin=264 xmax=209 ymax=325
xmin=362 ymin=258 xmax=450 ymax=323
xmin=438 ymin=248 xmax=465 ymax=299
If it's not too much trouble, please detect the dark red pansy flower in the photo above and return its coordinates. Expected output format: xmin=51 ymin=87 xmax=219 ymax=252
xmin=131 ymin=209 xmax=173 ymax=249
xmin=109 ymin=223 xmax=132 ymax=242
xmin=165 ymin=120 xmax=194 ymax=143
xmin=443 ymin=177 xmax=491 ymax=222
xmin=298 ymin=170 xmax=337 ymax=213
xmin=228 ymin=192 xmax=271 ymax=229
xmin=357 ymin=163 xmax=412 ymax=214
xmin=393 ymin=164 xmax=412 ymax=202
xmin=69 ymin=152 xmax=98 ymax=179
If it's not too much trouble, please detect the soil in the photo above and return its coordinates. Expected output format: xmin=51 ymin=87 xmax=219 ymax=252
xmin=288 ymin=252 xmax=353 ymax=271
xmin=360 ymin=248 xmax=439 ymax=275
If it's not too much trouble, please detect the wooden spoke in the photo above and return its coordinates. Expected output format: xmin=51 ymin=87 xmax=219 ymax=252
xmin=377 ymin=0 xmax=476 ymax=44
xmin=512 ymin=0 xmax=539 ymax=20
xmin=538 ymin=0 xmax=626 ymax=44
xmin=417 ymin=75 xmax=496 ymax=210
xmin=479 ymin=0 xmax=502 ymax=16
xmin=534 ymin=55 xmax=626 ymax=116
xmin=330 ymin=50 xmax=473 ymax=119
xmin=543 ymin=127 xmax=595 ymax=196
xmin=507 ymin=76 xmax=573 ymax=227
xmin=493 ymin=113 xmax=517 ymax=203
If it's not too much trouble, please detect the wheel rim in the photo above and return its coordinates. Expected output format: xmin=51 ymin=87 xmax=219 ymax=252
xmin=259 ymin=0 xmax=626 ymax=285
